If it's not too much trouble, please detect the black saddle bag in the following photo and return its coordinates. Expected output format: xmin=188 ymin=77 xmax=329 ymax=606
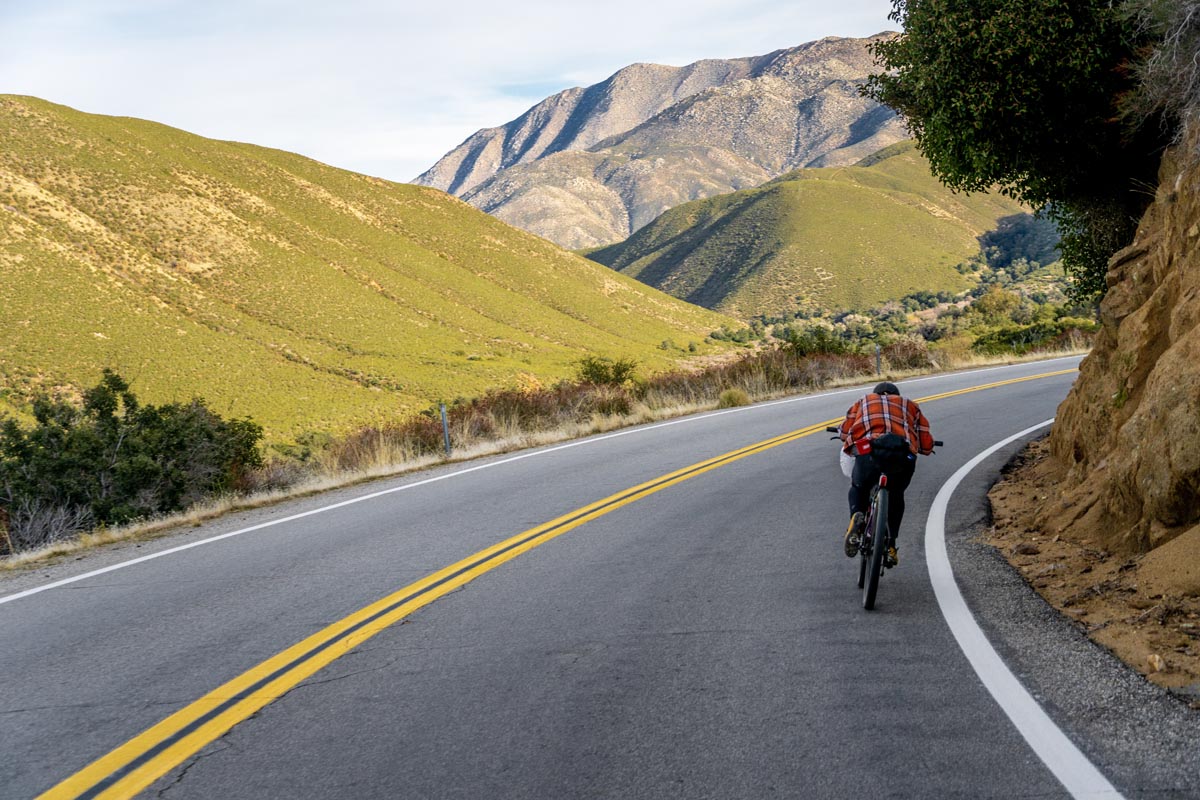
xmin=870 ymin=433 xmax=913 ymax=473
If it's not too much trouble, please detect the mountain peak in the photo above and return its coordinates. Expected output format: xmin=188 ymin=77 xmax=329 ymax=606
xmin=415 ymin=34 xmax=908 ymax=249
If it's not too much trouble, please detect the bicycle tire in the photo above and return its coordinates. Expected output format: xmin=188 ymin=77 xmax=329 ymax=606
xmin=863 ymin=487 xmax=889 ymax=610
xmin=857 ymin=501 xmax=872 ymax=588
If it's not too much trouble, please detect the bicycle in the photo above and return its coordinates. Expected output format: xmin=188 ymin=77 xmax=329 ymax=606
xmin=828 ymin=427 xmax=943 ymax=610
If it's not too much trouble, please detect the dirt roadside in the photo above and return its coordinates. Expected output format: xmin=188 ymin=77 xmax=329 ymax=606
xmin=987 ymin=437 xmax=1200 ymax=706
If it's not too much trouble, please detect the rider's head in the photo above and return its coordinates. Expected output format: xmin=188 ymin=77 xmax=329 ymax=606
xmin=873 ymin=381 xmax=900 ymax=397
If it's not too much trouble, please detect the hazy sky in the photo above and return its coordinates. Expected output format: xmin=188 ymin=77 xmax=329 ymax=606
xmin=1 ymin=1 xmax=896 ymax=182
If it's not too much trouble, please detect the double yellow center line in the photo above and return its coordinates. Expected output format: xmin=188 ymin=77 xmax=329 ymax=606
xmin=41 ymin=368 xmax=1076 ymax=799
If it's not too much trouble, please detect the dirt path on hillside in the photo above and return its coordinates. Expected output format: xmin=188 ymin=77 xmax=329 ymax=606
xmin=987 ymin=438 xmax=1200 ymax=706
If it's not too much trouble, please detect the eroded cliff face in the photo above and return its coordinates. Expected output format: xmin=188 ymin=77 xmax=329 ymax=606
xmin=984 ymin=123 xmax=1200 ymax=689
xmin=1048 ymin=122 xmax=1200 ymax=560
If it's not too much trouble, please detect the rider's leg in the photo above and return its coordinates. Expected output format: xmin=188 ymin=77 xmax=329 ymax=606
xmin=844 ymin=455 xmax=877 ymax=556
xmin=884 ymin=457 xmax=917 ymax=538
xmin=848 ymin=454 xmax=878 ymax=515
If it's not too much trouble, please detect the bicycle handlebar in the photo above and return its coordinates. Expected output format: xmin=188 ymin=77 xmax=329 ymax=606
xmin=826 ymin=426 xmax=945 ymax=448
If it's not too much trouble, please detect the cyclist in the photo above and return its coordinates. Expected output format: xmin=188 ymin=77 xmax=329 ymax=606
xmin=837 ymin=381 xmax=935 ymax=566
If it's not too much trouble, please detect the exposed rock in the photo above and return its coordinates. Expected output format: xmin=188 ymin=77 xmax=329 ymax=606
xmin=415 ymin=35 xmax=907 ymax=249
xmin=988 ymin=438 xmax=1200 ymax=690
xmin=1047 ymin=121 xmax=1200 ymax=556
xmin=984 ymin=121 xmax=1200 ymax=690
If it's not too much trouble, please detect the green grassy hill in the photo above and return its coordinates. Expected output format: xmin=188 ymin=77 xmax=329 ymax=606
xmin=586 ymin=142 xmax=1028 ymax=318
xmin=0 ymin=96 xmax=733 ymax=440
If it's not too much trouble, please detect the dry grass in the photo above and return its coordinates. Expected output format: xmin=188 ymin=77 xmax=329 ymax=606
xmin=0 ymin=344 xmax=1088 ymax=571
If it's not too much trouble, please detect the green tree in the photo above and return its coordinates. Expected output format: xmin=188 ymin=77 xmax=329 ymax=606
xmin=575 ymin=355 xmax=639 ymax=386
xmin=0 ymin=370 xmax=263 ymax=552
xmin=970 ymin=286 xmax=1024 ymax=325
xmin=862 ymin=0 xmax=1170 ymax=300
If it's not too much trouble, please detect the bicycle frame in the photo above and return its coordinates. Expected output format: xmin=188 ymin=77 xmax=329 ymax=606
xmin=859 ymin=474 xmax=891 ymax=610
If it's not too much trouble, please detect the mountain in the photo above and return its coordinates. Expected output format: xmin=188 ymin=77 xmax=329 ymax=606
xmin=415 ymin=35 xmax=908 ymax=249
xmin=0 ymin=96 xmax=733 ymax=440
xmin=585 ymin=142 xmax=1029 ymax=319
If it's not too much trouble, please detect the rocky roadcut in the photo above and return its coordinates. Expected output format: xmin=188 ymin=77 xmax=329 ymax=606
xmin=1042 ymin=120 xmax=1200 ymax=555
xmin=984 ymin=118 xmax=1200 ymax=705
xmin=989 ymin=438 xmax=1200 ymax=701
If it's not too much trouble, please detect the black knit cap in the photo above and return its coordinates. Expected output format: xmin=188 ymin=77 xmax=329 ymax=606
xmin=873 ymin=381 xmax=900 ymax=396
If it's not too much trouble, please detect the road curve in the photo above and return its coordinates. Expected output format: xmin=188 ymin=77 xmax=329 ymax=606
xmin=0 ymin=356 xmax=1159 ymax=799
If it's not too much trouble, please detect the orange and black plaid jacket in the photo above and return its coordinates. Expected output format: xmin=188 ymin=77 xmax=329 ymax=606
xmin=838 ymin=393 xmax=935 ymax=456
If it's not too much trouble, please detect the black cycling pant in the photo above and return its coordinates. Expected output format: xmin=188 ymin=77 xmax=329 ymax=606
xmin=849 ymin=452 xmax=916 ymax=539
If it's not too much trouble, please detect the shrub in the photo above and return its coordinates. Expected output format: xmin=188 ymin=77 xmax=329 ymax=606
xmin=784 ymin=326 xmax=852 ymax=357
xmin=717 ymin=388 xmax=751 ymax=408
xmin=1123 ymin=0 xmax=1200 ymax=132
xmin=588 ymin=385 xmax=633 ymax=416
xmin=575 ymin=355 xmax=638 ymax=386
xmin=971 ymin=319 xmax=1099 ymax=355
xmin=883 ymin=336 xmax=934 ymax=370
xmin=0 ymin=370 xmax=263 ymax=553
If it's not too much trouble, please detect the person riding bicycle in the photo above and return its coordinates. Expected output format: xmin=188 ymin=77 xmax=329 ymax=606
xmin=837 ymin=381 xmax=935 ymax=566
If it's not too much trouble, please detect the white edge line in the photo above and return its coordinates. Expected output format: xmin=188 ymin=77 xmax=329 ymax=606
xmin=925 ymin=419 xmax=1124 ymax=800
xmin=0 ymin=357 xmax=1082 ymax=607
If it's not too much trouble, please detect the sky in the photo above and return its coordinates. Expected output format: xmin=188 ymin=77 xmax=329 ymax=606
xmin=1 ymin=1 xmax=896 ymax=183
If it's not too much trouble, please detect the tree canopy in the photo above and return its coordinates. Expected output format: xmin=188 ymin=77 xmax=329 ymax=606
xmin=862 ymin=0 xmax=1171 ymax=300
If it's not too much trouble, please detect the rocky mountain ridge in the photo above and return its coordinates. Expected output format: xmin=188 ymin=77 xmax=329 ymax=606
xmin=416 ymin=35 xmax=907 ymax=249
xmin=416 ymin=53 xmax=776 ymax=196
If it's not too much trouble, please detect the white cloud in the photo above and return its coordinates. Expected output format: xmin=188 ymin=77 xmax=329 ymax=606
xmin=0 ymin=0 xmax=894 ymax=182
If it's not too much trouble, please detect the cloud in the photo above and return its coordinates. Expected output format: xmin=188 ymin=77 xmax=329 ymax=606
xmin=0 ymin=0 xmax=894 ymax=182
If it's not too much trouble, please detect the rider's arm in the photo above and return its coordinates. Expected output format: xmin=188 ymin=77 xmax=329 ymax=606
xmin=838 ymin=402 xmax=860 ymax=449
xmin=910 ymin=401 xmax=935 ymax=455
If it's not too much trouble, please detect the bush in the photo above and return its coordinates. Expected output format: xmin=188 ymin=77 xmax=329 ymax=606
xmin=0 ymin=370 xmax=263 ymax=554
xmin=883 ymin=336 xmax=934 ymax=370
xmin=1123 ymin=0 xmax=1200 ymax=132
xmin=971 ymin=319 xmax=1099 ymax=355
xmin=717 ymin=388 xmax=751 ymax=409
xmin=575 ymin=355 xmax=638 ymax=386
xmin=588 ymin=385 xmax=633 ymax=416
xmin=784 ymin=326 xmax=852 ymax=357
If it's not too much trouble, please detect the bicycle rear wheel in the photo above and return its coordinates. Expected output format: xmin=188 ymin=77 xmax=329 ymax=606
xmin=862 ymin=487 xmax=889 ymax=610
xmin=857 ymin=505 xmax=871 ymax=588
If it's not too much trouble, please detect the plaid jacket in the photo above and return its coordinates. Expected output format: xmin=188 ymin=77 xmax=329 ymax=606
xmin=838 ymin=393 xmax=935 ymax=456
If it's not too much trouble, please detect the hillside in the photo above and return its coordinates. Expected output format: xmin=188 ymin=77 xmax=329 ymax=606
xmin=586 ymin=142 xmax=1028 ymax=319
xmin=0 ymin=96 xmax=733 ymax=440
xmin=417 ymin=35 xmax=908 ymax=249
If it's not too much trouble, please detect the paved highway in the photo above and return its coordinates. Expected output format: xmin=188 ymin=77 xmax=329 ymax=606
xmin=2 ymin=356 xmax=1187 ymax=798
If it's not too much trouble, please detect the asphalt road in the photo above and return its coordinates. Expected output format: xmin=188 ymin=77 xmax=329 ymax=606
xmin=3 ymin=356 xmax=1192 ymax=799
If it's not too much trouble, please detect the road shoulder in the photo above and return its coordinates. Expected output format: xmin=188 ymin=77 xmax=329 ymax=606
xmin=944 ymin=436 xmax=1200 ymax=799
